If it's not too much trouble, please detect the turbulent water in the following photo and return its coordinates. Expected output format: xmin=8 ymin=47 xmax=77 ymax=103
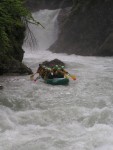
xmin=0 ymin=10 xmax=113 ymax=150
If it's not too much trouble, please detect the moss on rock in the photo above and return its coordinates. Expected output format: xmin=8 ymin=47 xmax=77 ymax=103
xmin=0 ymin=0 xmax=34 ymax=75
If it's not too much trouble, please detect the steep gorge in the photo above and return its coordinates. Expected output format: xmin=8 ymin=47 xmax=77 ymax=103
xmin=26 ymin=0 xmax=113 ymax=56
xmin=49 ymin=0 xmax=113 ymax=56
xmin=1 ymin=0 xmax=113 ymax=75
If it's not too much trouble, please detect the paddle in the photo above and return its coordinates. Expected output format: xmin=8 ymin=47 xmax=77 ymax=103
xmin=66 ymin=73 xmax=76 ymax=80
xmin=34 ymin=76 xmax=40 ymax=82
xmin=30 ymin=72 xmax=37 ymax=80
xmin=58 ymin=70 xmax=76 ymax=80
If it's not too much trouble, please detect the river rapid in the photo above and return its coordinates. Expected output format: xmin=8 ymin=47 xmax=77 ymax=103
xmin=0 ymin=9 xmax=113 ymax=150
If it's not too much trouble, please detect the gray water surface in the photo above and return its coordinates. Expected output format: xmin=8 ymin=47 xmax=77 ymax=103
xmin=0 ymin=9 xmax=113 ymax=150
xmin=0 ymin=52 xmax=113 ymax=150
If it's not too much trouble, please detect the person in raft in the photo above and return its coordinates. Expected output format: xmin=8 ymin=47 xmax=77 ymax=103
xmin=31 ymin=64 xmax=76 ymax=81
xmin=36 ymin=64 xmax=65 ymax=79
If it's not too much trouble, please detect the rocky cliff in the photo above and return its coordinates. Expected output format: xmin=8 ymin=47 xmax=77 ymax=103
xmin=25 ymin=0 xmax=113 ymax=56
xmin=0 ymin=0 xmax=33 ymax=75
xmin=25 ymin=0 xmax=72 ymax=11
xmin=0 ymin=25 xmax=32 ymax=75
xmin=49 ymin=0 xmax=113 ymax=56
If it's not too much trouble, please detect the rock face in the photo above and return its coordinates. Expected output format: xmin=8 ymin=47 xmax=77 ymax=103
xmin=49 ymin=0 xmax=113 ymax=56
xmin=25 ymin=0 xmax=72 ymax=11
xmin=26 ymin=0 xmax=113 ymax=56
xmin=0 ymin=25 xmax=32 ymax=75
xmin=42 ymin=59 xmax=65 ymax=67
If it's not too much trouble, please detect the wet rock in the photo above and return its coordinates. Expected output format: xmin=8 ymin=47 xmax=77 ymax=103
xmin=49 ymin=0 xmax=113 ymax=56
xmin=42 ymin=59 xmax=65 ymax=67
xmin=0 ymin=85 xmax=3 ymax=90
xmin=0 ymin=21 xmax=32 ymax=75
xmin=0 ymin=58 xmax=33 ymax=75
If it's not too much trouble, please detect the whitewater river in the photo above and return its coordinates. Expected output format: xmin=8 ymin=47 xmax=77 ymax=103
xmin=0 ymin=9 xmax=113 ymax=150
xmin=0 ymin=51 xmax=113 ymax=150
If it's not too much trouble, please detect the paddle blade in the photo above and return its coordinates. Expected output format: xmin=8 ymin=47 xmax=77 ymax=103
xmin=64 ymin=73 xmax=76 ymax=80
xmin=66 ymin=74 xmax=76 ymax=80
xmin=70 ymin=75 xmax=76 ymax=80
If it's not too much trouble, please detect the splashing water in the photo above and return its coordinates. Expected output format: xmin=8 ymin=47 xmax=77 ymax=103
xmin=0 ymin=9 xmax=113 ymax=150
xmin=23 ymin=9 xmax=60 ymax=52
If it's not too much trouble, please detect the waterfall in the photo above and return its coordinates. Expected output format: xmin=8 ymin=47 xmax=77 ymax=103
xmin=23 ymin=9 xmax=60 ymax=53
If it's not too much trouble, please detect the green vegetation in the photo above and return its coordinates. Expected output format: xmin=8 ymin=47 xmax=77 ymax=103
xmin=0 ymin=0 xmax=41 ymax=52
xmin=0 ymin=0 xmax=40 ymax=74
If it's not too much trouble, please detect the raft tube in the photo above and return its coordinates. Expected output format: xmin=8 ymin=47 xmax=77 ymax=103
xmin=45 ymin=78 xmax=69 ymax=85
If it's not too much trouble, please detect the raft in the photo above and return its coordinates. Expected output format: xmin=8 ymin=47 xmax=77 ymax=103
xmin=45 ymin=78 xmax=69 ymax=85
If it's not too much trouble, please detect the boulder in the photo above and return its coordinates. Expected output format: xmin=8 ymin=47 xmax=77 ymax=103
xmin=0 ymin=85 xmax=3 ymax=90
xmin=42 ymin=59 xmax=65 ymax=67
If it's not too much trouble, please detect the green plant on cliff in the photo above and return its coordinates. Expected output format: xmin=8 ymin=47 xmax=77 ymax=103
xmin=0 ymin=0 xmax=42 ymax=52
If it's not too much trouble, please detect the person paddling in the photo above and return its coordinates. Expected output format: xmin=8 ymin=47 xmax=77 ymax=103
xmin=30 ymin=63 xmax=76 ymax=81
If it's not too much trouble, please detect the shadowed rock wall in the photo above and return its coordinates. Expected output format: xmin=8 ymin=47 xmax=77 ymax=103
xmin=49 ymin=0 xmax=113 ymax=56
xmin=25 ymin=0 xmax=73 ymax=11
xmin=0 ymin=22 xmax=32 ymax=75
xmin=26 ymin=0 xmax=113 ymax=56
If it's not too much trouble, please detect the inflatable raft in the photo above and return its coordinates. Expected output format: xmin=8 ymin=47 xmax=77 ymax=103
xmin=45 ymin=78 xmax=69 ymax=85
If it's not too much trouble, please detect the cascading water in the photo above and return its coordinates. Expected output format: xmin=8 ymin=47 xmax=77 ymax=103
xmin=23 ymin=9 xmax=59 ymax=53
xmin=0 ymin=9 xmax=113 ymax=150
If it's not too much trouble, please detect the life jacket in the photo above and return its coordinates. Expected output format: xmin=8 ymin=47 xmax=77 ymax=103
xmin=37 ymin=65 xmax=50 ymax=79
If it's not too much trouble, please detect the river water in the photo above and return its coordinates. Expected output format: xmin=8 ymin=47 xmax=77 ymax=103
xmin=0 ymin=9 xmax=113 ymax=150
